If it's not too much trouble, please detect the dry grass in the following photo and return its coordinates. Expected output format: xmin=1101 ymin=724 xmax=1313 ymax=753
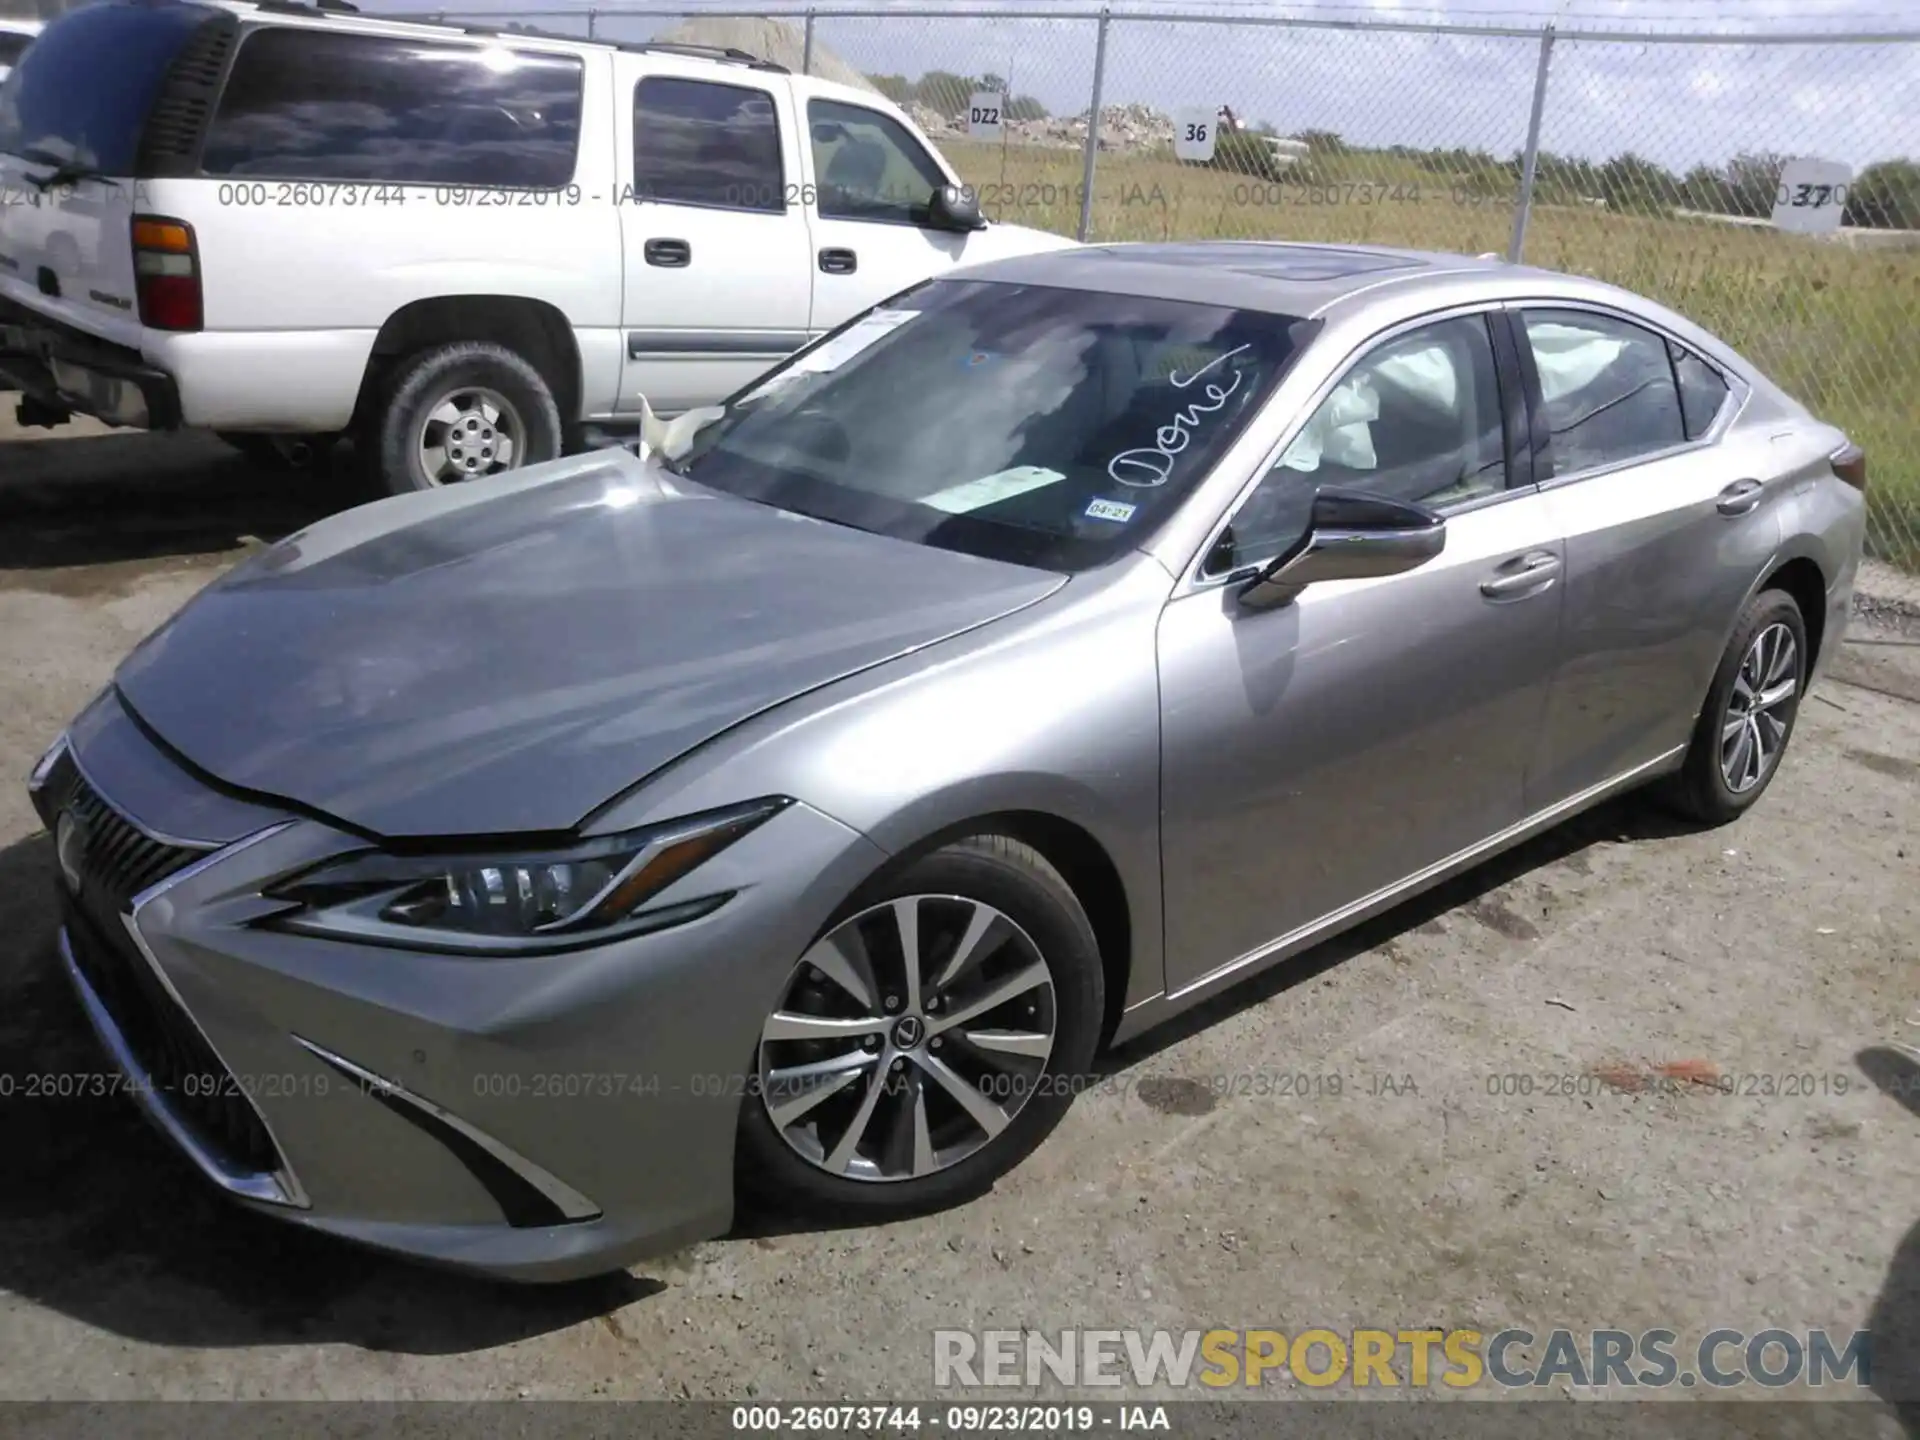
xmin=944 ymin=138 xmax=1920 ymax=570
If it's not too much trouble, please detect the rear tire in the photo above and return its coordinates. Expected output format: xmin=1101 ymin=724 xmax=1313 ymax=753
xmin=738 ymin=835 xmax=1104 ymax=1222
xmin=1661 ymin=588 xmax=1808 ymax=825
xmin=365 ymin=341 xmax=561 ymax=497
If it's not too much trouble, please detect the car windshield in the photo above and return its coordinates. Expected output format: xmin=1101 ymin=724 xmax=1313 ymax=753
xmin=675 ymin=280 xmax=1312 ymax=572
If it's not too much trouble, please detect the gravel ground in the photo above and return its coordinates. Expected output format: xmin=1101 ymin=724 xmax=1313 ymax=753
xmin=0 ymin=406 xmax=1917 ymax=1424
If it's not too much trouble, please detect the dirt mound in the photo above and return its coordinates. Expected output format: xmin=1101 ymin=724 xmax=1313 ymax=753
xmin=654 ymin=17 xmax=877 ymax=93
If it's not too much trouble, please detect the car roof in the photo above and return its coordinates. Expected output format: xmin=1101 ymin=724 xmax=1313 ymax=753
xmin=960 ymin=241 xmax=1533 ymax=318
xmin=958 ymin=239 xmax=1771 ymax=396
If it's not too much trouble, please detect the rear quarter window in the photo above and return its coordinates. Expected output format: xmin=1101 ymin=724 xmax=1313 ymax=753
xmin=199 ymin=29 xmax=583 ymax=187
xmin=0 ymin=3 xmax=212 ymax=174
xmin=0 ymin=34 xmax=32 ymax=68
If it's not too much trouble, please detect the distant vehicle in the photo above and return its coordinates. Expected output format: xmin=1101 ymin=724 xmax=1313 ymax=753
xmin=29 ymin=242 xmax=1865 ymax=1281
xmin=0 ymin=0 xmax=1074 ymax=494
xmin=0 ymin=18 xmax=39 ymax=79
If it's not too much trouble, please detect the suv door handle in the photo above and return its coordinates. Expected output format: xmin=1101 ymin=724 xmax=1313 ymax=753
xmin=818 ymin=247 xmax=857 ymax=274
xmin=1716 ymin=478 xmax=1765 ymax=516
xmin=1480 ymin=550 xmax=1561 ymax=600
xmin=644 ymin=238 xmax=691 ymax=268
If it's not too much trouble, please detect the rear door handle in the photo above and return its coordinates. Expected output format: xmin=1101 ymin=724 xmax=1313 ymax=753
xmin=1716 ymin=478 xmax=1765 ymax=516
xmin=1480 ymin=549 xmax=1561 ymax=600
xmin=818 ymin=247 xmax=857 ymax=274
xmin=644 ymin=238 xmax=691 ymax=268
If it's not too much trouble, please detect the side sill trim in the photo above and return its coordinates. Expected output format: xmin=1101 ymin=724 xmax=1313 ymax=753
xmin=291 ymin=1037 xmax=602 ymax=1228
xmin=1162 ymin=744 xmax=1689 ymax=1007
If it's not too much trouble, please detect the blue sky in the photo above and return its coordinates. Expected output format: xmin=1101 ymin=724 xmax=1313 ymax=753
xmin=378 ymin=0 xmax=1920 ymax=169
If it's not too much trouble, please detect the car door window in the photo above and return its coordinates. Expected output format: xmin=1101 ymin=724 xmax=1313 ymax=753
xmin=808 ymin=99 xmax=948 ymax=226
xmin=1209 ymin=314 xmax=1509 ymax=574
xmin=1669 ymin=340 xmax=1732 ymax=440
xmin=634 ymin=75 xmax=784 ymax=212
xmin=1520 ymin=309 xmax=1686 ymax=477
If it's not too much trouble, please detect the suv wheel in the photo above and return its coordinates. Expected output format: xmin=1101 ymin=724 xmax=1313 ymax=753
xmin=369 ymin=342 xmax=561 ymax=495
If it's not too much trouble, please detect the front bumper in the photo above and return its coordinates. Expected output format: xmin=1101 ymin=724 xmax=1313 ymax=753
xmin=0 ymin=294 xmax=181 ymax=430
xmin=32 ymin=689 xmax=888 ymax=1281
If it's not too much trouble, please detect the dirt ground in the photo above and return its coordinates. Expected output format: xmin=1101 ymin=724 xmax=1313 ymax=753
xmin=0 ymin=402 xmax=1917 ymax=1421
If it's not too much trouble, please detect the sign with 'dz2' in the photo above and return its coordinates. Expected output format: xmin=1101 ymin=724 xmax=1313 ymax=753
xmin=968 ymin=92 xmax=1003 ymax=140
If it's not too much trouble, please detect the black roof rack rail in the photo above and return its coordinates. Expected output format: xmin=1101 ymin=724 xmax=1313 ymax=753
xmin=248 ymin=0 xmax=358 ymax=14
xmin=328 ymin=13 xmax=790 ymax=72
xmin=623 ymin=40 xmax=789 ymax=73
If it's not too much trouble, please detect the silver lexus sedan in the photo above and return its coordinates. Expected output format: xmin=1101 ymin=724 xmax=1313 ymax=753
xmin=28 ymin=243 xmax=1866 ymax=1281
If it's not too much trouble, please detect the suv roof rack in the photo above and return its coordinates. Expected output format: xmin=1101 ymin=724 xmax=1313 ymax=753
xmin=250 ymin=0 xmax=358 ymax=14
xmin=623 ymin=40 xmax=789 ymax=73
xmin=361 ymin=12 xmax=791 ymax=72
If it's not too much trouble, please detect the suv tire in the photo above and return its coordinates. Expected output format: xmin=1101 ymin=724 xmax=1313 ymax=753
xmin=368 ymin=341 xmax=562 ymax=496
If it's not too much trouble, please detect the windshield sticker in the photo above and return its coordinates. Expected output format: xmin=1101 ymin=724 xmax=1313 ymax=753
xmin=921 ymin=465 xmax=1067 ymax=514
xmin=1084 ymin=497 xmax=1137 ymax=524
xmin=786 ymin=309 xmax=921 ymax=378
xmin=959 ymin=349 xmax=1002 ymax=369
xmin=1108 ymin=343 xmax=1254 ymax=489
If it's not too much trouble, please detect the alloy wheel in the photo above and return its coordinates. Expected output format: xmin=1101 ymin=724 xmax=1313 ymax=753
xmin=414 ymin=386 xmax=525 ymax=484
xmin=758 ymin=895 xmax=1057 ymax=1183
xmin=1720 ymin=621 xmax=1799 ymax=794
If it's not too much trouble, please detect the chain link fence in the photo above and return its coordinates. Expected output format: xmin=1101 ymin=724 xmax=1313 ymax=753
xmin=413 ymin=4 xmax=1920 ymax=570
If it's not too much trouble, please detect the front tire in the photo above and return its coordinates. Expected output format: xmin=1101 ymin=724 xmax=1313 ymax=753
xmin=1664 ymin=588 xmax=1808 ymax=825
xmin=738 ymin=835 xmax=1104 ymax=1221
xmin=366 ymin=341 xmax=561 ymax=496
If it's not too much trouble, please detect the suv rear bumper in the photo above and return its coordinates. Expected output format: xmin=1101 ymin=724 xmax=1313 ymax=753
xmin=0 ymin=295 xmax=181 ymax=430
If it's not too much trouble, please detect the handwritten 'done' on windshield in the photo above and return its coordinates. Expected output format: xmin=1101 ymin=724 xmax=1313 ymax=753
xmin=1107 ymin=344 xmax=1253 ymax=488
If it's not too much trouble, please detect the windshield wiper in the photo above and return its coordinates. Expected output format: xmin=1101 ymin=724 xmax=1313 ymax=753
xmin=23 ymin=160 xmax=119 ymax=191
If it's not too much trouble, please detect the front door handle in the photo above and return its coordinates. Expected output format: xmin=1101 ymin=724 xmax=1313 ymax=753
xmin=644 ymin=238 xmax=691 ymax=268
xmin=818 ymin=247 xmax=857 ymax=274
xmin=1480 ymin=549 xmax=1561 ymax=600
xmin=1716 ymin=478 xmax=1765 ymax=516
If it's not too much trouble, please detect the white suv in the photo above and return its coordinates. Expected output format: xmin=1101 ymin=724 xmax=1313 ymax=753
xmin=0 ymin=0 xmax=1075 ymax=493
xmin=0 ymin=19 xmax=38 ymax=81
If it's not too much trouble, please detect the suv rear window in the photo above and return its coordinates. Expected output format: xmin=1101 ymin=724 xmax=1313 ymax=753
xmin=0 ymin=3 xmax=212 ymax=175
xmin=200 ymin=29 xmax=583 ymax=187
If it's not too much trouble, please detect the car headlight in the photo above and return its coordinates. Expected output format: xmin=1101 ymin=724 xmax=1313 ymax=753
xmin=261 ymin=797 xmax=790 ymax=955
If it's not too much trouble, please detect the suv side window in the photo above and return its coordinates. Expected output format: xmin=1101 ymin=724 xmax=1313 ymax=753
xmin=633 ymin=76 xmax=784 ymax=212
xmin=1210 ymin=314 xmax=1509 ymax=574
xmin=808 ymin=99 xmax=948 ymax=225
xmin=201 ymin=31 xmax=583 ymax=187
xmin=1669 ymin=339 xmax=1732 ymax=440
xmin=1520 ymin=309 xmax=1686 ymax=477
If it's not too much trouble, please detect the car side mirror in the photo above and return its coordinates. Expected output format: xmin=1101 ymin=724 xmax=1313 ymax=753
xmin=1237 ymin=486 xmax=1446 ymax=610
xmin=927 ymin=183 xmax=986 ymax=233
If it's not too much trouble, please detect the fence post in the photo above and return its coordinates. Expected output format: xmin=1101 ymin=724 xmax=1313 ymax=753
xmin=803 ymin=8 xmax=816 ymax=75
xmin=1076 ymin=7 xmax=1111 ymax=243
xmin=586 ymin=7 xmax=596 ymax=38
xmin=1507 ymin=23 xmax=1556 ymax=263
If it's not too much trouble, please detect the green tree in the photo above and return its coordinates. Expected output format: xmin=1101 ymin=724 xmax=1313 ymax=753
xmin=1595 ymin=152 xmax=1679 ymax=213
xmin=1845 ymin=159 xmax=1920 ymax=229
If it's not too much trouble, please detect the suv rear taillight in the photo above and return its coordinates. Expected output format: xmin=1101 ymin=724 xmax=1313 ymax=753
xmin=132 ymin=215 xmax=202 ymax=331
xmin=1830 ymin=440 xmax=1868 ymax=493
